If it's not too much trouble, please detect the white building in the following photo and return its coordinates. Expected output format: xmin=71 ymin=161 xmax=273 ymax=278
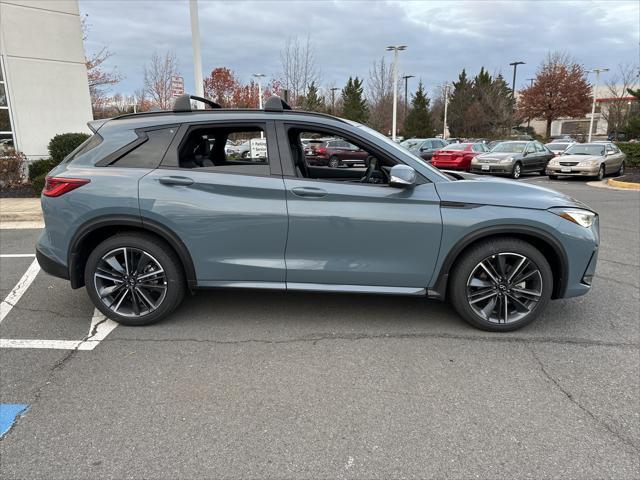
xmin=0 ymin=0 xmax=92 ymax=160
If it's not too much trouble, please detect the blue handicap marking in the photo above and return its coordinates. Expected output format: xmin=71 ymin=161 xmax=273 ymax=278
xmin=0 ymin=404 xmax=29 ymax=438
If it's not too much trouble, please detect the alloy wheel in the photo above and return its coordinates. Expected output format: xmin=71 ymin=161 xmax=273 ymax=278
xmin=93 ymin=247 xmax=168 ymax=317
xmin=329 ymin=157 xmax=340 ymax=168
xmin=466 ymin=252 xmax=543 ymax=325
xmin=512 ymin=163 xmax=521 ymax=179
xmin=597 ymin=165 xmax=605 ymax=180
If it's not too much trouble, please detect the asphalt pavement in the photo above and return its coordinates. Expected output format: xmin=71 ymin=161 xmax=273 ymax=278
xmin=0 ymin=177 xmax=638 ymax=479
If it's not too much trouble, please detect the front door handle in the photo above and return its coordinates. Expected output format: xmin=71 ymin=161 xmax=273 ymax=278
xmin=159 ymin=176 xmax=194 ymax=186
xmin=291 ymin=187 xmax=328 ymax=198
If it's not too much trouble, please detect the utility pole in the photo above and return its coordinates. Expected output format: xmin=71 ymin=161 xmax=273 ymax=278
xmin=588 ymin=68 xmax=609 ymax=142
xmin=525 ymin=78 xmax=534 ymax=129
xmin=330 ymin=87 xmax=339 ymax=115
xmin=387 ymin=45 xmax=407 ymax=141
xmin=442 ymin=83 xmax=452 ymax=140
xmin=402 ymin=74 xmax=414 ymax=129
xmin=189 ymin=0 xmax=204 ymax=108
xmin=253 ymin=73 xmax=265 ymax=109
xmin=509 ymin=61 xmax=525 ymax=99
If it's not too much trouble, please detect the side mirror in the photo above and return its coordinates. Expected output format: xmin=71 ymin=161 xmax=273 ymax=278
xmin=389 ymin=165 xmax=416 ymax=188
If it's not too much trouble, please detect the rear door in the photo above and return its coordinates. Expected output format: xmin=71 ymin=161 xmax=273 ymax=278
xmin=138 ymin=120 xmax=288 ymax=287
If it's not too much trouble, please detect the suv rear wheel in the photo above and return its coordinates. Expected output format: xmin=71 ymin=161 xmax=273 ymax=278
xmin=449 ymin=238 xmax=553 ymax=331
xmin=84 ymin=233 xmax=185 ymax=326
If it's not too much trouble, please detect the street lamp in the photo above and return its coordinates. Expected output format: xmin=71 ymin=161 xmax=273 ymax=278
xmin=509 ymin=61 xmax=525 ymax=99
xmin=330 ymin=87 xmax=339 ymax=114
xmin=442 ymin=83 xmax=452 ymax=140
xmin=253 ymin=73 xmax=266 ymax=109
xmin=526 ymin=78 xmax=534 ymax=87
xmin=587 ymin=68 xmax=609 ymax=142
xmin=189 ymin=0 xmax=204 ymax=108
xmin=402 ymin=74 xmax=414 ymax=127
xmin=387 ymin=45 xmax=407 ymax=141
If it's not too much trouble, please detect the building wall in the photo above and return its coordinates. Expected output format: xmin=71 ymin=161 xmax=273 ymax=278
xmin=0 ymin=0 xmax=92 ymax=159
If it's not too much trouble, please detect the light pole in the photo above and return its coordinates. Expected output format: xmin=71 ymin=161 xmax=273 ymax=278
xmin=387 ymin=45 xmax=407 ymax=141
xmin=442 ymin=83 xmax=452 ymax=140
xmin=330 ymin=87 xmax=339 ymax=114
xmin=253 ymin=73 xmax=265 ymax=109
xmin=509 ymin=61 xmax=525 ymax=99
xmin=525 ymin=78 xmax=534 ymax=128
xmin=588 ymin=68 xmax=609 ymax=142
xmin=402 ymin=74 xmax=414 ymax=128
xmin=189 ymin=0 xmax=204 ymax=108
xmin=526 ymin=78 xmax=534 ymax=87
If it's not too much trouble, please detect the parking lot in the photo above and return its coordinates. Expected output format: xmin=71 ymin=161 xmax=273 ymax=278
xmin=0 ymin=177 xmax=638 ymax=478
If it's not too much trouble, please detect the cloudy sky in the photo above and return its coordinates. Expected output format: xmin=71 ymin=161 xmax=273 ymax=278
xmin=80 ymin=0 xmax=639 ymax=98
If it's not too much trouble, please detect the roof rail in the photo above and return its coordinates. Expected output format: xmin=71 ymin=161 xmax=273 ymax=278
xmin=173 ymin=94 xmax=221 ymax=112
xmin=264 ymin=96 xmax=292 ymax=112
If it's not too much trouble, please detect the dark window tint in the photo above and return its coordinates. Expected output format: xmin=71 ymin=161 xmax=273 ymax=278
xmin=65 ymin=133 xmax=103 ymax=163
xmin=112 ymin=127 xmax=177 ymax=168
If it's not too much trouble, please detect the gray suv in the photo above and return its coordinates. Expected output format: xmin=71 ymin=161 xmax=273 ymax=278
xmin=35 ymin=95 xmax=599 ymax=332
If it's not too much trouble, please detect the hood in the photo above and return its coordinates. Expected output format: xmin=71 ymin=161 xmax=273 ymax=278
xmin=434 ymin=173 xmax=593 ymax=211
xmin=477 ymin=152 xmax=518 ymax=160
xmin=556 ymin=154 xmax=603 ymax=163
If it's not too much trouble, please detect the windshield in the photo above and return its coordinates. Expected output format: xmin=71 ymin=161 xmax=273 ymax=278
xmin=400 ymin=139 xmax=424 ymax=150
xmin=546 ymin=143 xmax=569 ymax=151
xmin=442 ymin=143 xmax=469 ymax=151
xmin=351 ymin=123 xmax=449 ymax=180
xmin=565 ymin=144 xmax=605 ymax=156
xmin=491 ymin=142 xmax=526 ymax=153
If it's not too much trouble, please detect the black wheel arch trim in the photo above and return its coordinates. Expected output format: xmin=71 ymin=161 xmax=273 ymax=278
xmin=67 ymin=214 xmax=197 ymax=289
xmin=430 ymin=224 xmax=568 ymax=300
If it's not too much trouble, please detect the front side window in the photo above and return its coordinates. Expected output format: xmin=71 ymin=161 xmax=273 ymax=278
xmin=178 ymin=125 xmax=269 ymax=175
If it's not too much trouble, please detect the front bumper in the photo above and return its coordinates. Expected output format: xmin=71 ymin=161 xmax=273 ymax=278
xmin=470 ymin=163 xmax=513 ymax=174
xmin=546 ymin=165 xmax=599 ymax=176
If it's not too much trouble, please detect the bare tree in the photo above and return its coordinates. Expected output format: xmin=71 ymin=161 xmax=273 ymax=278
xmin=601 ymin=63 xmax=639 ymax=136
xmin=367 ymin=57 xmax=393 ymax=133
xmin=279 ymin=35 xmax=320 ymax=107
xmin=143 ymin=51 xmax=180 ymax=110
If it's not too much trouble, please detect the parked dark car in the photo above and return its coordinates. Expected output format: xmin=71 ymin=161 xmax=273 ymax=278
xmin=35 ymin=94 xmax=599 ymax=332
xmin=401 ymin=138 xmax=448 ymax=161
xmin=470 ymin=140 xmax=554 ymax=178
xmin=305 ymin=138 xmax=368 ymax=167
xmin=431 ymin=142 xmax=488 ymax=171
xmin=545 ymin=142 xmax=574 ymax=157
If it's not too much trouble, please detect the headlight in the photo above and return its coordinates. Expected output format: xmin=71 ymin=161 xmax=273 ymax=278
xmin=550 ymin=208 xmax=597 ymax=228
xmin=548 ymin=159 xmax=559 ymax=166
xmin=499 ymin=157 xmax=514 ymax=163
xmin=578 ymin=160 xmax=598 ymax=167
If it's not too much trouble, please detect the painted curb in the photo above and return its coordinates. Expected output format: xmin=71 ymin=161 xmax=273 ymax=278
xmin=607 ymin=178 xmax=640 ymax=191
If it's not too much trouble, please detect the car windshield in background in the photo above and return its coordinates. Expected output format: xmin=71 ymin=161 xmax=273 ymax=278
xmin=400 ymin=139 xmax=423 ymax=150
xmin=491 ymin=142 xmax=526 ymax=153
xmin=442 ymin=143 xmax=469 ymax=151
xmin=565 ymin=145 xmax=605 ymax=156
xmin=547 ymin=143 xmax=570 ymax=151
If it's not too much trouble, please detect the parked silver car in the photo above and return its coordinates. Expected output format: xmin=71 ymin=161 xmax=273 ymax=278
xmin=546 ymin=143 xmax=626 ymax=180
xmin=470 ymin=141 xmax=554 ymax=179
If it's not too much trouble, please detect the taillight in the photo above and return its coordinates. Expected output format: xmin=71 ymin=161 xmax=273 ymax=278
xmin=42 ymin=177 xmax=90 ymax=197
xmin=316 ymin=147 xmax=327 ymax=155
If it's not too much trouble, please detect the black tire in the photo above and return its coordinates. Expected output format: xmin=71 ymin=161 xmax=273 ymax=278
xmin=548 ymin=175 xmax=558 ymax=180
xmin=596 ymin=165 xmax=605 ymax=180
xmin=448 ymin=238 xmax=553 ymax=332
xmin=511 ymin=162 xmax=522 ymax=179
xmin=241 ymin=151 xmax=249 ymax=159
xmin=617 ymin=162 xmax=625 ymax=177
xmin=328 ymin=156 xmax=340 ymax=168
xmin=84 ymin=233 xmax=185 ymax=326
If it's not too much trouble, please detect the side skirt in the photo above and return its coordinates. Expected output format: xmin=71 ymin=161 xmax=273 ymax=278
xmin=195 ymin=281 xmax=427 ymax=296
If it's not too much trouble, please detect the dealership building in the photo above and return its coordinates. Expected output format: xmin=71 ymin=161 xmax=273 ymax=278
xmin=0 ymin=0 xmax=92 ymax=160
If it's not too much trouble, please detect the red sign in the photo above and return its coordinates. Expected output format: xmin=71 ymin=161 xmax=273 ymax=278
xmin=171 ymin=76 xmax=184 ymax=97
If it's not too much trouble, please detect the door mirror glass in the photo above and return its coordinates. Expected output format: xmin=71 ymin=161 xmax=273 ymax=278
xmin=389 ymin=165 xmax=416 ymax=188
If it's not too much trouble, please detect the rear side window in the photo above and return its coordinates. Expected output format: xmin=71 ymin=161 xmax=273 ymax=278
xmin=64 ymin=134 xmax=103 ymax=163
xmin=111 ymin=127 xmax=177 ymax=168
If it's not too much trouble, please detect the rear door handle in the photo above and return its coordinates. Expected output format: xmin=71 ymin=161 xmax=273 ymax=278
xmin=159 ymin=176 xmax=194 ymax=186
xmin=291 ymin=187 xmax=328 ymax=198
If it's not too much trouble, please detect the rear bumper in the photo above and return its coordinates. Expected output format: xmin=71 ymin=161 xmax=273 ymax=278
xmin=35 ymin=245 xmax=69 ymax=280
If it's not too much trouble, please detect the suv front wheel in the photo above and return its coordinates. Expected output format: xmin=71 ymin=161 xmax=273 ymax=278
xmin=449 ymin=238 xmax=553 ymax=331
xmin=84 ymin=233 xmax=185 ymax=326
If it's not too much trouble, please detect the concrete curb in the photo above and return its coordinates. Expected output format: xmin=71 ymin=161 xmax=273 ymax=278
xmin=586 ymin=179 xmax=640 ymax=192
xmin=0 ymin=198 xmax=43 ymax=229
xmin=607 ymin=178 xmax=640 ymax=191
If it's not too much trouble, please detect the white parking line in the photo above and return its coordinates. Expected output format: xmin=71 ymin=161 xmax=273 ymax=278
xmin=0 ymin=254 xmax=36 ymax=258
xmin=0 ymin=258 xmax=40 ymax=324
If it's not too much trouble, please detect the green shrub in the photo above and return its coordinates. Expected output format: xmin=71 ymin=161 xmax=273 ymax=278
xmin=28 ymin=158 xmax=58 ymax=181
xmin=48 ymin=132 xmax=90 ymax=163
xmin=32 ymin=173 xmax=47 ymax=196
xmin=616 ymin=142 xmax=640 ymax=166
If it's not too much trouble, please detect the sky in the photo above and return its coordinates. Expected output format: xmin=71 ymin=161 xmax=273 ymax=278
xmin=80 ymin=0 xmax=640 ymax=98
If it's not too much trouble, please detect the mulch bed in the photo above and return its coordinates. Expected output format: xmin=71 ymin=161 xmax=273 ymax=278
xmin=0 ymin=185 xmax=37 ymax=198
xmin=614 ymin=166 xmax=640 ymax=184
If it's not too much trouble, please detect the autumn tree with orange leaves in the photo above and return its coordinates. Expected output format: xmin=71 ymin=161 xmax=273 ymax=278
xmin=518 ymin=52 xmax=591 ymax=138
xmin=203 ymin=68 xmax=275 ymax=108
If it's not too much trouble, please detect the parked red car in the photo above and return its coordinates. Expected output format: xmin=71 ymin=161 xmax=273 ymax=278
xmin=431 ymin=142 xmax=488 ymax=171
xmin=305 ymin=139 xmax=369 ymax=167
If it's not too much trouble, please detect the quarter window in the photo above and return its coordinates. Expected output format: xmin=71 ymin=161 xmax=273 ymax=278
xmin=110 ymin=127 xmax=176 ymax=168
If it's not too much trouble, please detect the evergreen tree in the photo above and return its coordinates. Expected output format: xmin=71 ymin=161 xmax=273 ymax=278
xmin=404 ymin=81 xmax=433 ymax=138
xmin=341 ymin=77 xmax=368 ymax=123
xmin=301 ymin=81 xmax=325 ymax=112
xmin=447 ymin=69 xmax=473 ymax=137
